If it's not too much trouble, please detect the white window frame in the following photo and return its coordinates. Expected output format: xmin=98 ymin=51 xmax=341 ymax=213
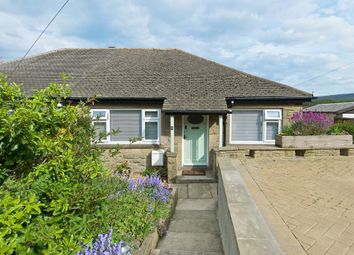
xmin=91 ymin=109 xmax=110 ymax=142
xmin=230 ymin=109 xmax=282 ymax=144
xmin=264 ymin=109 xmax=282 ymax=120
xmin=263 ymin=121 xmax=282 ymax=142
xmin=142 ymin=109 xmax=161 ymax=142
xmin=90 ymin=109 xmax=161 ymax=144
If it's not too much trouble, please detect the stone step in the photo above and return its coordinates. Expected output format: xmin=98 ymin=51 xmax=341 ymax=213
xmin=158 ymin=250 xmax=223 ymax=255
xmin=182 ymin=168 xmax=207 ymax=176
xmin=157 ymin=232 xmax=223 ymax=252
xmin=176 ymin=175 xmax=217 ymax=184
xmin=168 ymin=217 xmax=220 ymax=234
xmin=175 ymin=199 xmax=217 ymax=211
xmin=175 ymin=183 xmax=217 ymax=199
xmin=172 ymin=210 xmax=217 ymax=221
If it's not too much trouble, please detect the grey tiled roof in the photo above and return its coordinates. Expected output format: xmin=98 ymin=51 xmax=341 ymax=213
xmin=305 ymin=102 xmax=354 ymax=113
xmin=0 ymin=48 xmax=311 ymax=111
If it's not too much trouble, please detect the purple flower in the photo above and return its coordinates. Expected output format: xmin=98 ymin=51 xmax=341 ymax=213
xmin=76 ymin=230 xmax=131 ymax=255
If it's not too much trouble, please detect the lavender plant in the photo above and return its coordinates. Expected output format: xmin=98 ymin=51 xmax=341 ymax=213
xmin=282 ymin=111 xmax=334 ymax=136
xmin=126 ymin=174 xmax=171 ymax=203
xmin=76 ymin=230 xmax=131 ymax=255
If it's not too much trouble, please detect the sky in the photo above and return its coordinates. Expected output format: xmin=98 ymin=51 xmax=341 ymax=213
xmin=0 ymin=0 xmax=354 ymax=96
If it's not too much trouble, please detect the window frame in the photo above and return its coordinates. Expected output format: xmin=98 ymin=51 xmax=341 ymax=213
xmin=91 ymin=109 xmax=110 ymax=142
xmin=263 ymin=120 xmax=282 ymax=142
xmin=230 ymin=109 xmax=282 ymax=144
xmin=264 ymin=109 xmax=282 ymax=120
xmin=91 ymin=109 xmax=161 ymax=144
xmin=142 ymin=109 xmax=160 ymax=142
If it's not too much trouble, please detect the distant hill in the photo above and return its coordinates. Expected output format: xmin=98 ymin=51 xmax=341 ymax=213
xmin=304 ymin=93 xmax=354 ymax=107
xmin=317 ymin=93 xmax=354 ymax=101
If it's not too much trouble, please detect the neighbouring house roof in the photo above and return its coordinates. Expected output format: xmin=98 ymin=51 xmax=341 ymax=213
xmin=305 ymin=102 xmax=354 ymax=114
xmin=0 ymin=48 xmax=312 ymax=112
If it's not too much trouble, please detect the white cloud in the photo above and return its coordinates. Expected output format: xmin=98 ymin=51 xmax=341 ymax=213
xmin=1 ymin=0 xmax=354 ymax=95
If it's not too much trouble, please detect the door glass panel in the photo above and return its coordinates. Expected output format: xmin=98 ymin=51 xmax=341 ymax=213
xmin=187 ymin=115 xmax=204 ymax=124
xmin=266 ymin=122 xmax=279 ymax=140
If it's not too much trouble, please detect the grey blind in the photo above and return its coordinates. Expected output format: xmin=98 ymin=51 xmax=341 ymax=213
xmin=266 ymin=122 xmax=279 ymax=140
xmin=231 ymin=110 xmax=263 ymax=141
xmin=110 ymin=110 xmax=141 ymax=141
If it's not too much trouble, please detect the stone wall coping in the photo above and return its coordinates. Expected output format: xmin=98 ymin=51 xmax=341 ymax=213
xmin=217 ymin=159 xmax=283 ymax=255
xmin=216 ymin=145 xmax=354 ymax=152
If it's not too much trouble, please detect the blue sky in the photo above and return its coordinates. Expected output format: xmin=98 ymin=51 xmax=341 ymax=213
xmin=1 ymin=0 xmax=354 ymax=96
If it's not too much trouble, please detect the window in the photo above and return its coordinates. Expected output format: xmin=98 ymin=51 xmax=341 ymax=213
xmin=91 ymin=110 xmax=109 ymax=141
xmin=230 ymin=109 xmax=282 ymax=144
xmin=91 ymin=109 xmax=160 ymax=144
xmin=142 ymin=110 xmax=160 ymax=141
xmin=265 ymin=110 xmax=282 ymax=120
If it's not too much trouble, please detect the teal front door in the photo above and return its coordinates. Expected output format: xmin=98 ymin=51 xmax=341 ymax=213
xmin=183 ymin=115 xmax=208 ymax=166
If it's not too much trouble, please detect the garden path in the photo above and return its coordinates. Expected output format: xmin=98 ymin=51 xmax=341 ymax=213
xmin=156 ymin=183 xmax=224 ymax=255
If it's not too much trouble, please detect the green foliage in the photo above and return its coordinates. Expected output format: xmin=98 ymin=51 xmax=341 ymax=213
xmin=141 ymin=167 xmax=167 ymax=178
xmin=116 ymin=161 xmax=131 ymax=175
xmin=0 ymin=74 xmax=170 ymax=254
xmin=329 ymin=122 xmax=354 ymax=142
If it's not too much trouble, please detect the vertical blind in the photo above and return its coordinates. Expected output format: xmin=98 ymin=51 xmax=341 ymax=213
xmin=231 ymin=110 xmax=263 ymax=141
xmin=110 ymin=110 xmax=142 ymax=141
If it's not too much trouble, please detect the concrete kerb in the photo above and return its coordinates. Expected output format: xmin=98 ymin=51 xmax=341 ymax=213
xmin=217 ymin=158 xmax=283 ymax=255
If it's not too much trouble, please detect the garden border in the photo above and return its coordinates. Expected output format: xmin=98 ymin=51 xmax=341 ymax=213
xmin=135 ymin=187 xmax=177 ymax=255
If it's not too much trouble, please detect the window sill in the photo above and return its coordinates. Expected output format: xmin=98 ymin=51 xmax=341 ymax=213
xmin=92 ymin=142 xmax=161 ymax=149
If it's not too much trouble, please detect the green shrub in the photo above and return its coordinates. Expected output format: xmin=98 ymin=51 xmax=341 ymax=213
xmin=328 ymin=122 xmax=354 ymax=142
xmin=141 ymin=167 xmax=167 ymax=178
xmin=0 ymin=74 xmax=171 ymax=254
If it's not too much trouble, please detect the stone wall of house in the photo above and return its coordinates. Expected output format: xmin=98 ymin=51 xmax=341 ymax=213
xmin=225 ymin=102 xmax=303 ymax=146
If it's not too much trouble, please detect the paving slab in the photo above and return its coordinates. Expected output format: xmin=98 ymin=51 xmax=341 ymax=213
xmin=239 ymin=157 xmax=354 ymax=255
xmin=172 ymin=210 xmax=217 ymax=221
xmin=158 ymin=232 xmax=223 ymax=252
xmin=168 ymin=218 xmax=220 ymax=233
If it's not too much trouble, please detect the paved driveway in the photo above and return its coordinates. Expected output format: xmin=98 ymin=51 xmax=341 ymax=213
xmin=240 ymin=157 xmax=354 ymax=255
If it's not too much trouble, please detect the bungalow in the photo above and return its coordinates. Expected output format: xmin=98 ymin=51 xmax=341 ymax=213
xmin=0 ymin=48 xmax=312 ymax=181
xmin=305 ymin=102 xmax=354 ymax=123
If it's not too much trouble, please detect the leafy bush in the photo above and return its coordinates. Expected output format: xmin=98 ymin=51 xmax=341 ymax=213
xmin=329 ymin=122 xmax=354 ymax=142
xmin=0 ymin=74 xmax=171 ymax=254
xmin=281 ymin=111 xmax=334 ymax=136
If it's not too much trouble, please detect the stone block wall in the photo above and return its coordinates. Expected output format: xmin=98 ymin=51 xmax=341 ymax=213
xmin=100 ymin=147 xmax=158 ymax=173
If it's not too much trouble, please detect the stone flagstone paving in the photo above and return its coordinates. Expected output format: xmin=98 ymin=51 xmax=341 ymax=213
xmin=156 ymin=183 xmax=224 ymax=255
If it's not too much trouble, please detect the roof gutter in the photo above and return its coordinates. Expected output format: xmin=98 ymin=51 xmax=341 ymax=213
xmin=68 ymin=96 xmax=166 ymax=102
xmin=163 ymin=109 xmax=230 ymax=115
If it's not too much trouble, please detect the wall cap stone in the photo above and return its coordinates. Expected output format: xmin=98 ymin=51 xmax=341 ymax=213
xmin=92 ymin=143 xmax=161 ymax=149
xmin=217 ymin=158 xmax=283 ymax=255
